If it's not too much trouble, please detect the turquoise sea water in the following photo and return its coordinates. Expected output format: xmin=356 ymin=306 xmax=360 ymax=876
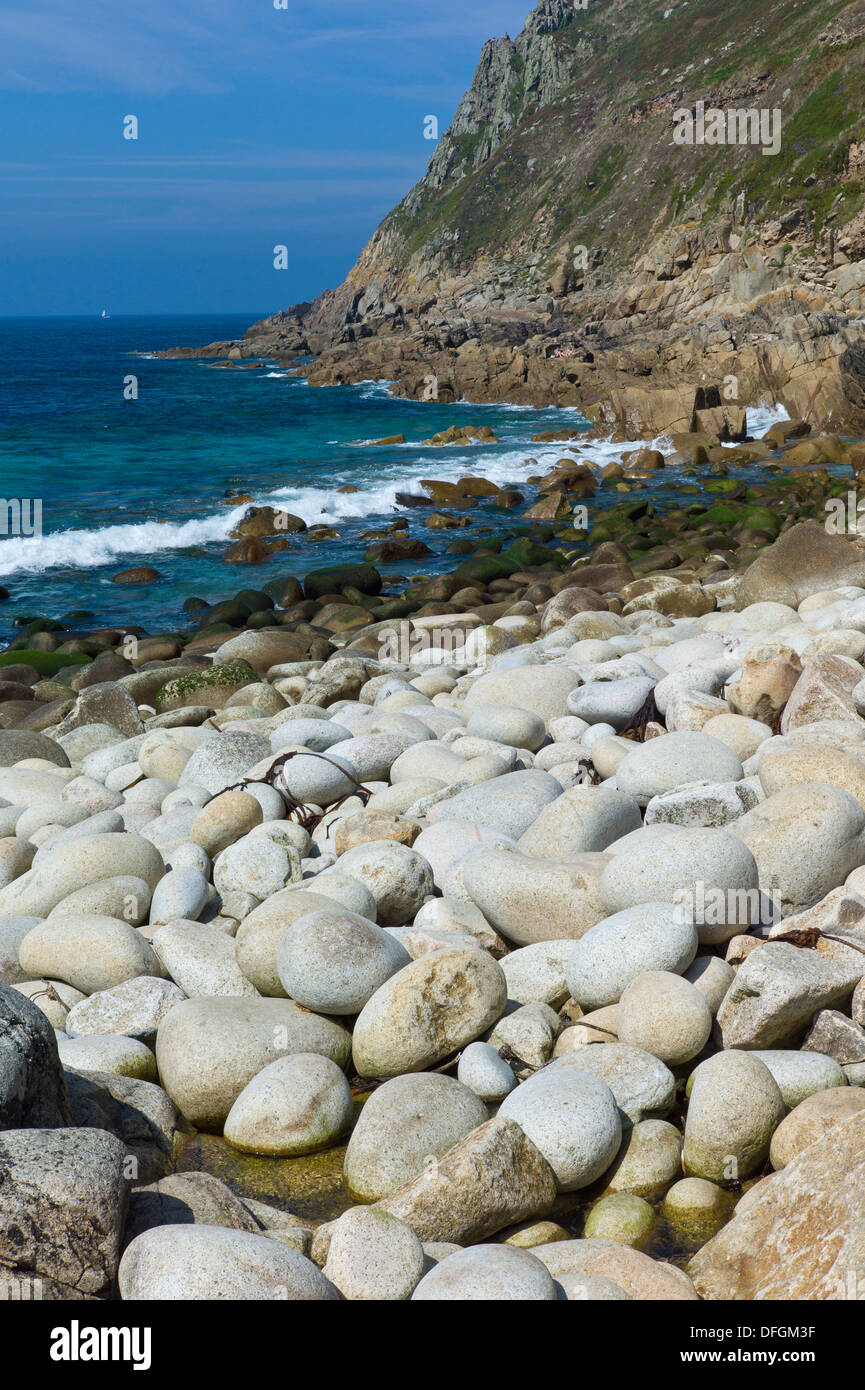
xmin=0 ymin=315 xmax=785 ymax=641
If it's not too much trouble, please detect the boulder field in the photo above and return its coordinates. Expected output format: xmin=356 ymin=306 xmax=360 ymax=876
xmin=4 ymin=520 xmax=865 ymax=1301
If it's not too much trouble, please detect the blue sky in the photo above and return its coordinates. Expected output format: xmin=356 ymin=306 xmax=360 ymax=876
xmin=0 ymin=0 xmax=532 ymax=317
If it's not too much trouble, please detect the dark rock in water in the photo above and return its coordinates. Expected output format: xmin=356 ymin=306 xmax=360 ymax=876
xmin=202 ymin=598 xmax=251 ymax=626
xmin=246 ymin=609 xmax=278 ymax=629
xmin=223 ymin=537 xmax=272 ymax=564
xmin=504 ymin=537 xmax=567 ymax=571
xmin=0 ymin=1127 xmax=129 ymax=1297
xmin=0 ymin=984 xmax=72 ymax=1130
xmin=365 ymin=538 xmax=433 ymax=563
xmin=0 ymin=587 xmax=8 ymax=601
xmin=263 ymin=576 xmax=303 ymax=607
xmin=304 ymin=562 xmax=382 ymax=600
xmin=183 ymin=595 xmax=209 ymax=612
xmin=112 ymin=567 xmax=161 ymax=585
xmin=66 ymin=1068 xmax=182 ymax=1184
xmin=450 ymin=554 xmax=518 ymax=586
xmin=13 ymin=616 xmax=63 ymax=633
xmin=234 ymin=588 xmax=275 ymax=612
xmin=395 ymin=491 xmax=432 ymax=508
xmin=231 ymin=505 xmax=306 ymax=539
xmin=0 ymin=730 xmax=71 ymax=767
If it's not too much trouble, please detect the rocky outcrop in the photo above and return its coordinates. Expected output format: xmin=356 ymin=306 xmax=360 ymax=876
xmin=0 ymin=983 xmax=71 ymax=1130
xmin=204 ymin=0 xmax=865 ymax=434
xmin=689 ymin=1110 xmax=865 ymax=1299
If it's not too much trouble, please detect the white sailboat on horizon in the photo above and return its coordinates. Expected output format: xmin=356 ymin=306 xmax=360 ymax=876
xmin=101 ymin=309 xmax=110 ymax=319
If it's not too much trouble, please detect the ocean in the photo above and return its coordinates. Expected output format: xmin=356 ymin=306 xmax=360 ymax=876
xmin=0 ymin=315 xmax=787 ymax=641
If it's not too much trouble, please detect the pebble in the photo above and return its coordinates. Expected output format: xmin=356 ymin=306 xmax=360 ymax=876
xmin=234 ymin=888 xmax=352 ymax=995
xmin=213 ymin=836 xmax=296 ymax=900
xmin=683 ymin=955 xmax=736 ymax=1015
xmin=56 ymin=1032 xmax=157 ymax=1081
xmin=498 ymin=1066 xmax=621 ymax=1191
xmin=412 ymin=821 xmax=516 ymax=888
xmin=155 ymin=996 xmax=351 ymax=1129
xmin=566 ymin=677 xmax=655 ymax=730
xmin=604 ymin=1118 xmax=683 ymax=1202
xmin=334 ymin=841 xmax=434 ymax=927
xmin=461 ymin=847 xmax=608 ymax=946
xmin=224 ymin=1052 xmax=353 ymax=1156
xmin=727 ymin=784 xmax=865 ymax=916
xmin=553 ymin=1043 xmax=676 ymax=1124
xmin=465 ymin=705 xmax=546 ymax=751
xmin=565 ymin=903 xmax=698 ymax=1010
xmin=750 ymin=1049 xmax=847 ymax=1107
xmin=684 ymin=1050 xmax=786 ymax=1183
xmin=0 ymin=832 xmax=164 ymax=918
xmin=499 ymin=940 xmax=574 ymax=1008
xmin=457 ymin=1040 xmax=517 ymax=1101
xmin=616 ymin=971 xmax=713 ymax=1066
xmin=119 ymin=1225 xmax=340 ymax=1300
xmin=615 ymin=732 xmax=744 ymax=806
xmin=411 ymin=1243 xmax=558 ymax=1301
xmin=662 ymin=1177 xmax=732 ymax=1236
xmin=599 ymin=827 xmax=760 ymax=945
xmin=323 ymin=1208 xmax=426 ymax=1301
xmin=149 ymin=866 xmax=210 ymax=925
xmin=518 ymin=785 xmax=642 ymax=858
xmin=427 ymin=769 xmax=564 ymax=839
xmin=189 ymin=790 xmax=263 ymax=855
xmin=533 ymin=1237 xmax=698 ymax=1299
xmin=64 ymin=976 xmax=185 ymax=1043
xmin=19 ymin=913 xmax=163 ymax=994
xmin=352 ymin=948 xmax=507 ymax=1077
xmin=276 ymin=908 xmax=411 ymax=1014
xmin=151 ymin=920 xmax=258 ymax=998
xmin=179 ymin=732 xmax=272 ymax=796
xmin=463 ymin=666 xmax=582 ymax=726
xmin=583 ymin=1193 xmax=656 ymax=1248
xmin=344 ymin=1072 xmax=489 ymax=1201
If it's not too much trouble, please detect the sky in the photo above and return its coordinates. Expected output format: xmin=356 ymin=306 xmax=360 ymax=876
xmin=0 ymin=0 xmax=533 ymax=317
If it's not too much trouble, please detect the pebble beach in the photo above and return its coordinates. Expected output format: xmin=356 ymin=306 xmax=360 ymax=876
xmin=3 ymin=410 xmax=865 ymax=1301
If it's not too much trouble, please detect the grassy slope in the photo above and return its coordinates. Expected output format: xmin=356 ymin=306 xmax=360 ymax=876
xmin=376 ymin=0 xmax=865 ymax=284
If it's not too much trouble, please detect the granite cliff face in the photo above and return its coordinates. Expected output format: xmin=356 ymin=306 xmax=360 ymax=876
xmin=242 ymin=0 xmax=865 ymax=433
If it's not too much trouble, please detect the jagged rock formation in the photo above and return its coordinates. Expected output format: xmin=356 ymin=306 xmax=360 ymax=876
xmin=176 ymin=0 xmax=865 ymax=433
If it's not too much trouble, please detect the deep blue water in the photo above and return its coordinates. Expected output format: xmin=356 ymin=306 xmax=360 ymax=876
xmin=0 ymin=315 xmax=786 ymax=642
xmin=0 ymin=314 xmax=602 ymax=639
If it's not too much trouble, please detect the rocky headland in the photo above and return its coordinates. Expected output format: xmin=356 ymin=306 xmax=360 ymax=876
xmin=160 ymin=0 xmax=865 ymax=437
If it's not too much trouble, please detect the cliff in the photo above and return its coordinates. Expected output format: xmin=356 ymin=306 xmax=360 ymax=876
xmin=243 ymin=0 xmax=865 ymax=433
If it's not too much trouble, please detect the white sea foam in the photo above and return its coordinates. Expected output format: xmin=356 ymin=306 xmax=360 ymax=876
xmin=0 ymin=509 xmax=247 ymax=580
xmin=0 ymin=397 xmax=794 ymax=580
